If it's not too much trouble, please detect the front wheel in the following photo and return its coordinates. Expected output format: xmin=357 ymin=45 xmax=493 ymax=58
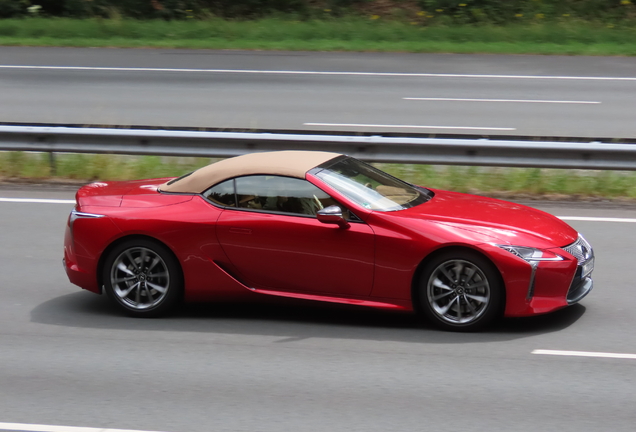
xmin=103 ymin=239 xmax=182 ymax=317
xmin=418 ymin=251 xmax=503 ymax=331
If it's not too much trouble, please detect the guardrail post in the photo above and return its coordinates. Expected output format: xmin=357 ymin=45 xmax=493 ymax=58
xmin=49 ymin=152 xmax=57 ymax=176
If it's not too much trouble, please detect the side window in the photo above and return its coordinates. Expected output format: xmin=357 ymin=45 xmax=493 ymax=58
xmin=203 ymin=179 xmax=236 ymax=207
xmin=235 ymin=175 xmax=341 ymax=217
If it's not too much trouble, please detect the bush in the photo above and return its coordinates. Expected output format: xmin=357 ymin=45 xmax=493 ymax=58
xmin=415 ymin=0 xmax=636 ymax=24
xmin=5 ymin=0 xmax=636 ymax=22
xmin=0 ymin=0 xmax=29 ymax=18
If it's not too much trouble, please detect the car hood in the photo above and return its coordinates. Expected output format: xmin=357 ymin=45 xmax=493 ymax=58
xmin=397 ymin=189 xmax=578 ymax=247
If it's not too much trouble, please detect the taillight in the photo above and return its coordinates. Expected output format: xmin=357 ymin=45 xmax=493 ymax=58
xmin=69 ymin=209 xmax=105 ymax=233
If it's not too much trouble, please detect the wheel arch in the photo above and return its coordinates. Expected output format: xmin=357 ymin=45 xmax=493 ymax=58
xmin=96 ymin=234 xmax=184 ymax=295
xmin=410 ymin=245 xmax=506 ymax=315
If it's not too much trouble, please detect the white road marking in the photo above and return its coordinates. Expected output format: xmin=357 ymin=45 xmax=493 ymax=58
xmin=1 ymin=199 xmax=636 ymax=224
xmin=1 ymin=65 xmax=636 ymax=82
xmin=0 ymin=422 xmax=166 ymax=432
xmin=557 ymin=216 xmax=636 ymax=223
xmin=404 ymin=97 xmax=601 ymax=104
xmin=0 ymin=198 xmax=75 ymax=204
xmin=1 ymin=199 xmax=636 ymax=225
xmin=304 ymin=122 xmax=516 ymax=131
xmin=532 ymin=349 xmax=636 ymax=360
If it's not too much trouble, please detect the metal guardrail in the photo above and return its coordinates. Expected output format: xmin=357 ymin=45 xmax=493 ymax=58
xmin=1 ymin=125 xmax=635 ymax=170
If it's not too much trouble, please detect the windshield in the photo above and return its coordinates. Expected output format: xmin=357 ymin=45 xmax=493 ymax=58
xmin=314 ymin=157 xmax=431 ymax=212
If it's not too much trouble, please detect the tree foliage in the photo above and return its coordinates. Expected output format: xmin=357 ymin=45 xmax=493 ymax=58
xmin=2 ymin=0 xmax=634 ymax=22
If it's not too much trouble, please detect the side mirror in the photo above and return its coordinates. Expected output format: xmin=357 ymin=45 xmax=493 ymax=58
xmin=317 ymin=205 xmax=350 ymax=229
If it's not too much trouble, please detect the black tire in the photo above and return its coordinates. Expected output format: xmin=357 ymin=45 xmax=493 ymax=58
xmin=417 ymin=250 xmax=503 ymax=332
xmin=102 ymin=238 xmax=183 ymax=317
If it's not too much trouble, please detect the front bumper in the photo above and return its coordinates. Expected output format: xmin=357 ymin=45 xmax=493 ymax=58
xmin=516 ymin=254 xmax=594 ymax=315
xmin=482 ymin=235 xmax=594 ymax=317
xmin=567 ymin=276 xmax=593 ymax=304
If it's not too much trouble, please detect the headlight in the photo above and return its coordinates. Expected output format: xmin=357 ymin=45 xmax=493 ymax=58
xmin=495 ymin=245 xmax=563 ymax=262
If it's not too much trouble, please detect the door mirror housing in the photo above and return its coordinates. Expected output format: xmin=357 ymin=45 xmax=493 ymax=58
xmin=317 ymin=205 xmax=350 ymax=229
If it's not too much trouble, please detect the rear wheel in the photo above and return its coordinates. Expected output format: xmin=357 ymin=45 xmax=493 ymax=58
xmin=103 ymin=239 xmax=182 ymax=317
xmin=418 ymin=251 xmax=503 ymax=331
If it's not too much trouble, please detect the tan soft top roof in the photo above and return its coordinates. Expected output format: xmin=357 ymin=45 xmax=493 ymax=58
xmin=160 ymin=150 xmax=341 ymax=193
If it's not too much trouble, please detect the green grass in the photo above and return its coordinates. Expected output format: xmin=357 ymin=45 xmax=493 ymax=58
xmin=376 ymin=163 xmax=636 ymax=200
xmin=1 ymin=18 xmax=636 ymax=55
xmin=0 ymin=152 xmax=214 ymax=182
xmin=2 ymin=152 xmax=636 ymax=200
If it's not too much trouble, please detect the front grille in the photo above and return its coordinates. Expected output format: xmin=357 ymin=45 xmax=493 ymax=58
xmin=562 ymin=235 xmax=593 ymax=264
xmin=564 ymin=235 xmax=595 ymax=304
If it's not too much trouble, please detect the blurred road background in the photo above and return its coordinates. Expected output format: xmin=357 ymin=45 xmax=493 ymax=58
xmin=1 ymin=187 xmax=636 ymax=432
xmin=1 ymin=46 xmax=636 ymax=138
xmin=1 ymin=45 xmax=636 ymax=432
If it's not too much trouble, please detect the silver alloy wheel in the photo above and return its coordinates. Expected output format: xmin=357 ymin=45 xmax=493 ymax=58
xmin=109 ymin=247 xmax=170 ymax=311
xmin=426 ymin=259 xmax=491 ymax=325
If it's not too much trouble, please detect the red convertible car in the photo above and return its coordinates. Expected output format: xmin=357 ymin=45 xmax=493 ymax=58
xmin=64 ymin=151 xmax=594 ymax=331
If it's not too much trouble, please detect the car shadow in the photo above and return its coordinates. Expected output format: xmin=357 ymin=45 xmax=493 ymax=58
xmin=30 ymin=291 xmax=587 ymax=344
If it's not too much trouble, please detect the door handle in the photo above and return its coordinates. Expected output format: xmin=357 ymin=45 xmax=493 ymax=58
xmin=229 ymin=227 xmax=252 ymax=235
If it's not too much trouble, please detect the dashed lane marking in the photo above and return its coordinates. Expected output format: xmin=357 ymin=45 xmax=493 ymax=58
xmin=557 ymin=216 xmax=636 ymax=223
xmin=404 ymin=97 xmax=601 ymax=104
xmin=0 ymin=422 xmax=166 ymax=432
xmin=532 ymin=349 xmax=636 ymax=360
xmin=304 ymin=122 xmax=516 ymax=131
xmin=0 ymin=198 xmax=75 ymax=204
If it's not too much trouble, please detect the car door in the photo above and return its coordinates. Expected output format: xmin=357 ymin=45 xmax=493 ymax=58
xmin=209 ymin=175 xmax=375 ymax=297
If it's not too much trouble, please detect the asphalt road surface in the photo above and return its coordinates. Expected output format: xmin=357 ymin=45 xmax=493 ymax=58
xmin=1 ymin=47 xmax=636 ymax=138
xmin=1 ymin=186 xmax=636 ymax=432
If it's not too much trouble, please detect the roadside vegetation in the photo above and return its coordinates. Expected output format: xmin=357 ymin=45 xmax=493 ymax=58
xmin=2 ymin=1 xmax=635 ymax=198
xmin=2 ymin=151 xmax=636 ymax=200
xmin=1 ymin=1 xmax=636 ymax=54
xmin=1 ymin=18 xmax=636 ymax=54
